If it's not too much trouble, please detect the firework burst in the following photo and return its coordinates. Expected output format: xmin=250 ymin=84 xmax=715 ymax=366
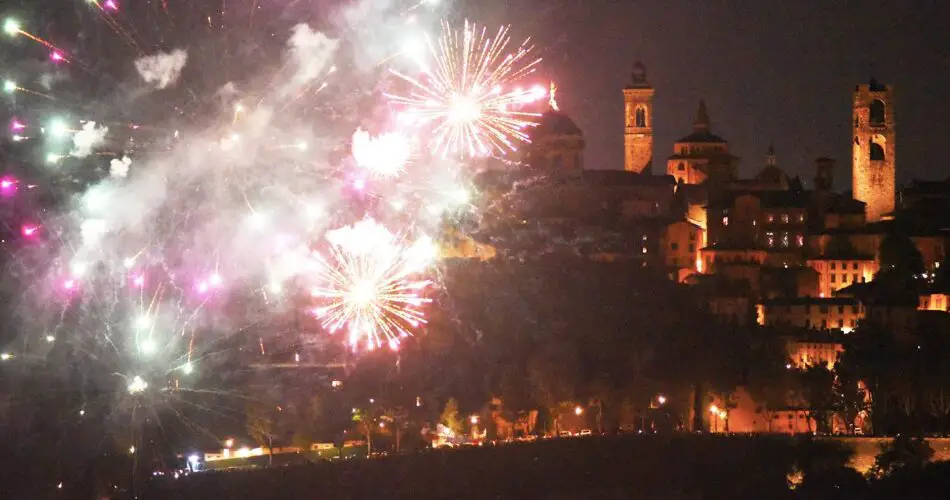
xmin=310 ymin=219 xmax=436 ymax=351
xmin=388 ymin=19 xmax=545 ymax=158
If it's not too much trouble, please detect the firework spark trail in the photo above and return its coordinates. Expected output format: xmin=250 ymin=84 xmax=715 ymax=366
xmin=388 ymin=19 xmax=545 ymax=158
xmin=310 ymin=219 xmax=434 ymax=351
xmin=0 ymin=0 xmax=539 ymax=464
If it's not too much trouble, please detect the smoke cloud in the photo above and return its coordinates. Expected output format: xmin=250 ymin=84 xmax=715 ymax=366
xmin=281 ymin=24 xmax=339 ymax=96
xmin=71 ymin=122 xmax=109 ymax=158
xmin=109 ymin=156 xmax=132 ymax=179
xmin=135 ymin=49 xmax=188 ymax=89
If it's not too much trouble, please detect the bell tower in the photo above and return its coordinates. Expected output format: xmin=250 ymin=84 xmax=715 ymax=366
xmin=623 ymin=61 xmax=654 ymax=173
xmin=852 ymin=78 xmax=896 ymax=222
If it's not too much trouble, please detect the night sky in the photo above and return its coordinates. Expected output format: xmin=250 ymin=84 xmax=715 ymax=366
xmin=469 ymin=0 xmax=950 ymax=187
xmin=2 ymin=0 xmax=948 ymax=189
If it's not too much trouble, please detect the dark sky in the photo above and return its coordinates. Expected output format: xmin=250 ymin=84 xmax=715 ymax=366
xmin=468 ymin=0 xmax=950 ymax=188
xmin=2 ymin=0 xmax=948 ymax=190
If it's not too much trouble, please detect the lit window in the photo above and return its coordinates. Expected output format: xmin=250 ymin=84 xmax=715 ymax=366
xmin=642 ymin=247 xmax=647 ymax=254
xmin=798 ymin=214 xmax=805 ymax=223
xmin=831 ymin=262 xmax=836 ymax=270
xmin=781 ymin=214 xmax=790 ymax=224
xmin=767 ymin=215 xmax=775 ymax=223
xmin=796 ymin=234 xmax=804 ymax=247
xmin=766 ymin=232 xmax=775 ymax=247
xmin=781 ymin=233 xmax=790 ymax=247
xmin=722 ymin=216 xmax=729 ymax=226
xmin=852 ymin=262 xmax=858 ymax=270
xmin=642 ymin=234 xmax=648 ymax=241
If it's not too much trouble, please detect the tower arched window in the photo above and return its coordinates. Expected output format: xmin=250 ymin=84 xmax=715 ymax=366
xmin=870 ymin=99 xmax=886 ymax=125
xmin=870 ymin=142 xmax=885 ymax=161
xmin=635 ymin=106 xmax=646 ymax=128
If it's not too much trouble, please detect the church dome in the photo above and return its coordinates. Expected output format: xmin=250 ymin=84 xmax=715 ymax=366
xmin=528 ymin=109 xmax=583 ymax=141
xmin=676 ymin=99 xmax=727 ymax=144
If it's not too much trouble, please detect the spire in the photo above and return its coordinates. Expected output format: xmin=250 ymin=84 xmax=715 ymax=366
xmin=693 ymin=100 xmax=710 ymax=133
xmin=766 ymin=144 xmax=776 ymax=166
xmin=628 ymin=61 xmax=648 ymax=87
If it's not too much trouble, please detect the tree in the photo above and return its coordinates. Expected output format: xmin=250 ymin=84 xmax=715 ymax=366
xmin=527 ymin=346 xmax=577 ymax=436
xmin=870 ymin=435 xmax=934 ymax=478
xmin=351 ymin=408 xmax=375 ymax=455
xmin=439 ymin=398 xmax=463 ymax=435
xmin=797 ymin=364 xmax=837 ymax=433
xmin=380 ymin=406 xmax=409 ymax=453
xmin=245 ymin=398 xmax=281 ymax=465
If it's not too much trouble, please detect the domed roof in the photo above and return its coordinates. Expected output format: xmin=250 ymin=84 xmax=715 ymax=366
xmin=756 ymin=165 xmax=787 ymax=183
xmin=528 ymin=108 xmax=583 ymax=141
xmin=676 ymin=99 xmax=727 ymax=144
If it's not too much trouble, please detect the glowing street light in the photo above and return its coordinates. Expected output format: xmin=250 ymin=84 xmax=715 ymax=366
xmin=657 ymin=395 xmax=667 ymax=405
xmin=470 ymin=415 xmax=479 ymax=425
xmin=574 ymin=405 xmax=584 ymax=416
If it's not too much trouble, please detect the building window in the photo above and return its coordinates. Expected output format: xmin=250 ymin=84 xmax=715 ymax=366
xmin=635 ymin=106 xmax=646 ymax=127
xmin=852 ymin=273 xmax=858 ymax=282
xmin=831 ymin=274 xmax=836 ymax=283
xmin=839 ymin=319 xmax=844 ymax=328
xmin=781 ymin=214 xmax=790 ymax=224
xmin=831 ymin=262 xmax=837 ymax=270
xmin=766 ymin=232 xmax=775 ymax=247
xmin=671 ymin=243 xmax=679 ymax=251
xmin=767 ymin=215 xmax=775 ymax=223
xmin=838 ymin=306 xmax=844 ymax=313
xmin=642 ymin=235 xmax=648 ymax=241
xmin=852 ymin=262 xmax=859 ymax=270
xmin=870 ymin=142 xmax=885 ymax=161
xmin=870 ymin=99 xmax=886 ymax=125
xmin=689 ymin=232 xmax=696 ymax=241
xmin=688 ymin=244 xmax=695 ymax=253
xmin=798 ymin=214 xmax=805 ymax=223
xmin=678 ymin=162 xmax=685 ymax=171
xmin=722 ymin=216 xmax=729 ymax=226
xmin=782 ymin=232 xmax=790 ymax=248
xmin=642 ymin=247 xmax=647 ymax=254
xmin=796 ymin=234 xmax=804 ymax=247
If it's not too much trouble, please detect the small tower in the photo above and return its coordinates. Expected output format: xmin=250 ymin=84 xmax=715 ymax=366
xmin=852 ymin=78 xmax=896 ymax=222
xmin=623 ymin=61 xmax=654 ymax=173
xmin=814 ymin=157 xmax=835 ymax=191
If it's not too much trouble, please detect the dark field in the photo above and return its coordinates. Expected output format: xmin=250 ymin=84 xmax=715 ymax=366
xmin=140 ymin=435 xmax=840 ymax=500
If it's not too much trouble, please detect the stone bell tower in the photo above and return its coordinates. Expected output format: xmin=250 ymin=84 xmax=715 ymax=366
xmin=852 ymin=78 xmax=896 ymax=222
xmin=623 ymin=61 xmax=654 ymax=173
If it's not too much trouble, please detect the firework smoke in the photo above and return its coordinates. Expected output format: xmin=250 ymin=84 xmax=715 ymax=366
xmin=134 ymin=49 xmax=188 ymax=90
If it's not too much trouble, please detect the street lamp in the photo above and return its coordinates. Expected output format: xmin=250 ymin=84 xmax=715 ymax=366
xmin=574 ymin=405 xmax=584 ymax=416
xmin=470 ymin=415 xmax=479 ymax=425
xmin=657 ymin=395 xmax=667 ymax=405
